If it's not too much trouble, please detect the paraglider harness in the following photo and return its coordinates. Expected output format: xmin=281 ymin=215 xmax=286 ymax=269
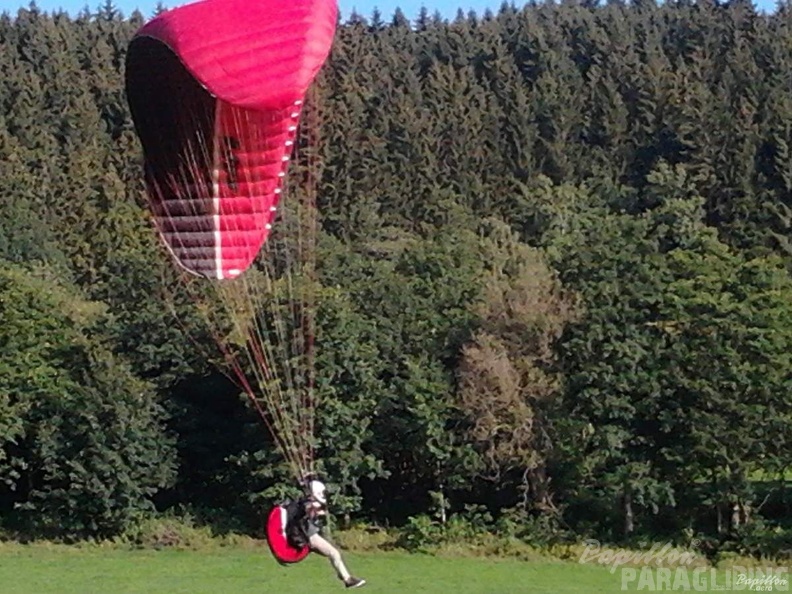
xmin=265 ymin=503 xmax=309 ymax=564
xmin=282 ymin=496 xmax=326 ymax=549
xmin=265 ymin=476 xmax=327 ymax=565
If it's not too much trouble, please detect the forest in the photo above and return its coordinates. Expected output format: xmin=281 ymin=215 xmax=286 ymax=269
xmin=0 ymin=0 xmax=790 ymax=561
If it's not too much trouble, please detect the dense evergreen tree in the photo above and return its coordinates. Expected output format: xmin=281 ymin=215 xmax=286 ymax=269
xmin=0 ymin=263 xmax=175 ymax=539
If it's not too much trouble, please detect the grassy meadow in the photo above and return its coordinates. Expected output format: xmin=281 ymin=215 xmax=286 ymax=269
xmin=0 ymin=543 xmax=631 ymax=594
xmin=0 ymin=541 xmax=766 ymax=594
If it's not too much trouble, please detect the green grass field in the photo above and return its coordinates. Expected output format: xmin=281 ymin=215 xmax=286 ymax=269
xmin=0 ymin=544 xmax=763 ymax=593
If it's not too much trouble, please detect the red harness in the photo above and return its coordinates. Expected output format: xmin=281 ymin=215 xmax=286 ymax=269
xmin=265 ymin=505 xmax=310 ymax=564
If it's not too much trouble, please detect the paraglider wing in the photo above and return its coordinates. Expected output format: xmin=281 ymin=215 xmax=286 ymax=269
xmin=125 ymin=0 xmax=338 ymax=279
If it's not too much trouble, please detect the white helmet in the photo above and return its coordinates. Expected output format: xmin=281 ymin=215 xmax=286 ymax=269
xmin=308 ymin=479 xmax=327 ymax=505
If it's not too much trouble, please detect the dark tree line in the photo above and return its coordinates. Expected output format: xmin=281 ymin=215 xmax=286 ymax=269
xmin=0 ymin=0 xmax=790 ymax=557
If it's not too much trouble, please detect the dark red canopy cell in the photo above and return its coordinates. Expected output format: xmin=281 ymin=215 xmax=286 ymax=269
xmin=125 ymin=0 xmax=337 ymax=279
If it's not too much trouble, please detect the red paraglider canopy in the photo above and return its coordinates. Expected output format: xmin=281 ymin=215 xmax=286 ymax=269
xmin=125 ymin=0 xmax=337 ymax=280
xmin=266 ymin=505 xmax=310 ymax=564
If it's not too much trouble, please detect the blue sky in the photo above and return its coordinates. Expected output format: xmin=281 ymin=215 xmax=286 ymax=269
xmin=2 ymin=0 xmax=782 ymax=19
xmin=2 ymin=0 xmax=518 ymax=20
